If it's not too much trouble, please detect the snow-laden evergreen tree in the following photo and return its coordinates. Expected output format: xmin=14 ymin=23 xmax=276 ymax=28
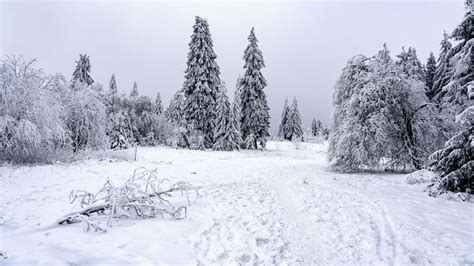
xmin=213 ymin=84 xmax=240 ymax=151
xmin=72 ymin=54 xmax=94 ymax=88
xmin=432 ymin=32 xmax=454 ymax=101
xmin=154 ymin=92 xmax=163 ymax=115
xmin=437 ymin=0 xmax=473 ymax=118
xmin=182 ymin=16 xmax=221 ymax=148
xmin=231 ymin=79 xmax=243 ymax=148
xmin=428 ymin=105 xmax=473 ymax=195
xmin=278 ymin=98 xmax=290 ymax=139
xmin=0 ymin=56 xmax=68 ymax=162
xmin=425 ymin=52 xmax=437 ymax=100
xmin=239 ymin=28 xmax=270 ymax=149
xmin=286 ymin=97 xmax=304 ymax=141
xmin=311 ymin=118 xmax=322 ymax=137
xmin=396 ymin=47 xmax=425 ymax=81
xmin=109 ymin=73 xmax=118 ymax=95
xmin=108 ymin=109 xmax=133 ymax=149
xmin=130 ymin=81 xmax=139 ymax=99
xmin=165 ymin=91 xmax=189 ymax=147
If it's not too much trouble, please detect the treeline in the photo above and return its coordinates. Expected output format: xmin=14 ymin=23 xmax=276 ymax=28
xmin=329 ymin=1 xmax=473 ymax=195
xmin=0 ymin=16 xmax=271 ymax=163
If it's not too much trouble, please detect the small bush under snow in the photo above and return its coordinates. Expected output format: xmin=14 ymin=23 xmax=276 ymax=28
xmin=406 ymin=169 xmax=437 ymax=185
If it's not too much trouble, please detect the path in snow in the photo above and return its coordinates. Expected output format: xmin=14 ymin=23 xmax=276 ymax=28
xmin=1 ymin=141 xmax=473 ymax=264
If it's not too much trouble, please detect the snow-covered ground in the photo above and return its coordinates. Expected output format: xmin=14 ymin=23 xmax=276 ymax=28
xmin=1 ymin=141 xmax=473 ymax=265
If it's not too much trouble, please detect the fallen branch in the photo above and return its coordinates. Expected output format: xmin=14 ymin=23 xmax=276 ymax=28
xmin=57 ymin=167 xmax=200 ymax=232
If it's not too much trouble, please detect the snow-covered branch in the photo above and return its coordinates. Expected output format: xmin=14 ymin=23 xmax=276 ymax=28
xmin=57 ymin=167 xmax=200 ymax=232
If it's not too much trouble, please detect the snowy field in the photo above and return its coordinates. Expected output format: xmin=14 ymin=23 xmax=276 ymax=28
xmin=1 ymin=141 xmax=473 ymax=265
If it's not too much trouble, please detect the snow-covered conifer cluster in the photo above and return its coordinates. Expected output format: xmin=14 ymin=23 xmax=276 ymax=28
xmin=278 ymin=97 xmax=303 ymax=141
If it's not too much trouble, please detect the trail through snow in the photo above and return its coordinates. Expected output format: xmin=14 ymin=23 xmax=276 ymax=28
xmin=1 ymin=141 xmax=473 ymax=265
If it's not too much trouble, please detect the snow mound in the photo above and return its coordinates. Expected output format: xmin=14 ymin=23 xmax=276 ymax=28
xmin=406 ymin=169 xmax=436 ymax=185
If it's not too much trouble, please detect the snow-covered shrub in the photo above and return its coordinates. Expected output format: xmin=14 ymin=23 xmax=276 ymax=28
xmin=406 ymin=169 xmax=437 ymax=185
xmin=58 ymin=167 xmax=199 ymax=232
xmin=0 ymin=56 xmax=68 ymax=163
xmin=65 ymin=82 xmax=107 ymax=152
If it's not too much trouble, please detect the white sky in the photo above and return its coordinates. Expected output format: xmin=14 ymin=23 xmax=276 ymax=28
xmin=0 ymin=0 xmax=465 ymax=133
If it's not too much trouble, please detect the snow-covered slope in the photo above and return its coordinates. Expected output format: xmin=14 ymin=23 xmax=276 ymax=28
xmin=1 ymin=141 xmax=473 ymax=264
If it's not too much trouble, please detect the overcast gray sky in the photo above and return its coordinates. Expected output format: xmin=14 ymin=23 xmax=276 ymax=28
xmin=1 ymin=1 xmax=464 ymax=133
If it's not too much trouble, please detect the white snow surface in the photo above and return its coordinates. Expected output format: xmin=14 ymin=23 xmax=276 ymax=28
xmin=1 ymin=141 xmax=473 ymax=265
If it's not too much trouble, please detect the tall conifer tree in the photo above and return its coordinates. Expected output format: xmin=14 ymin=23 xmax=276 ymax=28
xmin=425 ymin=52 xmax=437 ymax=100
xmin=239 ymin=28 xmax=270 ymax=149
xmin=182 ymin=16 xmax=221 ymax=148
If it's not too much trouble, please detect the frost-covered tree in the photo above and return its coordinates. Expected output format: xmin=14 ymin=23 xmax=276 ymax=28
xmin=0 ymin=56 xmax=68 ymax=162
xmin=109 ymin=74 xmax=118 ymax=95
xmin=231 ymin=78 xmax=243 ymax=148
xmin=72 ymin=54 xmax=94 ymax=88
xmin=328 ymin=54 xmax=370 ymax=168
xmin=154 ymin=92 xmax=163 ymax=115
xmin=286 ymin=97 xmax=303 ymax=141
xmin=396 ymin=47 xmax=425 ymax=82
xmin=165 ymin=91 xmax=189 ymax=148
xmin=330 ymin=44 xmax=437 ymax=170
xmin=239 ymin=28 xmax=270 ymax=149
xmin=432 ymin=32 xmax=454 ymax=102
xmin=182 ymin=16 xmax=221 ymax=148
xmin=425 ymin=52 xmax=437 ymax=100
xmin=213 ymin=84 xmax=240 ymax=151
xmin=429 ymin=106 xmax=473 ymax=195
xmin=108 ymin=109 xmax=133 ymax=149
xmin=311 ymin=118 xmax=322 ymax=137
xmin=437 ymin=0 xmax=473 ymax=117
xmin=130 ymin=81 xmax=139 ymax=99
xmin=278 ymin=98 xmax=290 ymax=140
xmin=65 ymin=82 xmax=107 ymax=152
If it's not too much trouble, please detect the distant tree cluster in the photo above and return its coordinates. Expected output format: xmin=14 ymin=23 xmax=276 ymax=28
xmin=329 ymin=0 xmax=472 ymax=195
xmin=278 ymin=97 xmax=303 ymax=141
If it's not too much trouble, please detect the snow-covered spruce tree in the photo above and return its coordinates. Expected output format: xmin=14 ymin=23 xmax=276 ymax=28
xmin=108 ymin=109 xmax=133 ymax=150
xmin=231 ymin=78 xmax=243 ymax=148
xmin=437 ymin=0 xmax=473 ymax=119
xmin=65 ymin=82 xmax=107 ymax=152
xmin=311 ymin=118 xmax=322 ymax=137
xmin=278 ymin=98 xmax=290 ymax=140
xmin=182 ymin=16 xmax=222 ymax=148
xmin=239 ymin=28 xmax=270 ymax=149
xmin=104 ymin=74 xmax=133 ymax=149
xmin=432 ymin=32 xmax=454 ymax=102
xmin=425 ymin=52 xmax=437 ymax=100
xmin=154 ymin=92 xmax=163 ymax=115
xmin=286 ymin=97 xmax=304 ymax=141
xmin=428 ymin=105 xmax=473 ymax=195
xmin=71 ymin=54 xmax=94 ymax=89
xmin=213 ymin=84 xmax=240 ymax=151
xmin=165 ymin=91 xmax=189 ymax=148
xmin=130 ymin=81 xmax=139 ymax=99
xmin=0 ymin=56 xmax=68 ymax=162
xmin=109 ymin=73 xmax=118 ymax=95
